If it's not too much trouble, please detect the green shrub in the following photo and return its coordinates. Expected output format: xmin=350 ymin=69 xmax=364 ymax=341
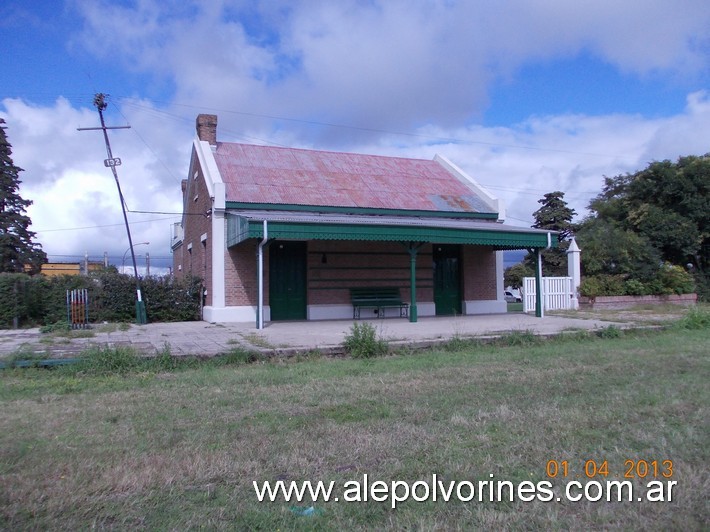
xmin=215 ymin=348 xmax=264 ymax=366
xmin=39 ymin=321 xmax=72 ymax=334
xmin=443 ymin=335 xmax=480 ymax=352
xmin=657 ymin=263 xmax=695 ymax=295
xmin=596 ymin=325 xmax=623 ymax=339
xmin=623 ymin=279 xmax=647 ymax=296
xmin=674 ymin=306 xmax=710 ymax=330
xmin=141 ymin=274 xmax=203 ymax=322
xmin=579 ymin=275 xmax=625 ymax=297
xmin=0 ymin=272 xmax=203 ymax=329
xmin=692 ymin=273 xmax=710 ymax=303
xmin=343 ymin=322 xmax=389 ymax=358
xmin=497 ymin=329 xmax=541 ymax=347
xmin=0 ymin=274 xmax=29 ymax=327
xmin=581 ymin=266 xmax=695 ymax=298
xmin=151 ymin=343 xmax=178 ymax=370
xmin=69 ymin=346 xmax=142 ymax=376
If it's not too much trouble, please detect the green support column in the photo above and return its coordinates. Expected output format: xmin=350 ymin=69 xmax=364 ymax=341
xmin=535 ymin=248 xmax=543 ymax=318
xmin=407 ymin=243 xmax=424 ymax=323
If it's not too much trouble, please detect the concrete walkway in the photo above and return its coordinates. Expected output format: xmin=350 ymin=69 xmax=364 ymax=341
xmin=0 ymin=312 xmax=629 ymax=359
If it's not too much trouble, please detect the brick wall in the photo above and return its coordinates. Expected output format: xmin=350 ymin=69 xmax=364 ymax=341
xmin=307 ymin=241 xmax=433 ymax=304
xmin=221 ymin=240 xmax=500 ymax=308
xmin=226 ymin=240 xmax=261 ymax=306
xmin=174 ymin=158 xmax=212 ymax=303
xmin=462 ymin=245 xmax=497 ymax=300
xmin=222 ymin=240 xmax=434 ymax=307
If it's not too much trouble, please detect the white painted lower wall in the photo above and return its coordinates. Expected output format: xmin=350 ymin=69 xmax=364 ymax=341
xmin=415 ymin=302 xmax=436 ymax=317
xmin=308 ymin=304 xmax=353 ymax=320
xmin=307 ymin=303 xmax=436 ymax=320
xmin=464 ymin=300 xmax=507 ymax=314
xmin=203 ymin=300 xmax=504 ymax=323
xmin=203 ymin=305 xmax=270 ymax=323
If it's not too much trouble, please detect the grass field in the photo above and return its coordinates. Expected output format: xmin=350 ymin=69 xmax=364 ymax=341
xmin=1 ymin=319 xmax=708 ymax=530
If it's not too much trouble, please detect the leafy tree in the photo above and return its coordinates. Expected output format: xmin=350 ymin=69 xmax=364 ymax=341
xmin=523 ymin=191 xmax=577 ymax=276
xmin=504 ymin=262 xmax=534 ymax=289
xmin=0 ymin=119 xmax=46 ymax=273
xmin=579 ymin=155 xmax=709 ymax=287
xmin=576 ymin=219 xmax=661 ymax=281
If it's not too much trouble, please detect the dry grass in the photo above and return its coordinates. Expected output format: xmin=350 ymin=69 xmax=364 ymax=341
xmin=551 ymin=303 xmax=692 ymax=325
xmin=0 ymin=327 xmax=708 ymax=530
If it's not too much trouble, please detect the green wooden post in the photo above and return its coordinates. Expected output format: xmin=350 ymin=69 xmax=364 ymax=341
xmin=408 ymin=243 xmax=423 ymax=322
xmin=535 ymin=248 xmax=544 ymax=318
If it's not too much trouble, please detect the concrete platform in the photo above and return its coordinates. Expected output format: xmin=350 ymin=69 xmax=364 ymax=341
xmin=0 ymin=312 xmax=629 ymax=360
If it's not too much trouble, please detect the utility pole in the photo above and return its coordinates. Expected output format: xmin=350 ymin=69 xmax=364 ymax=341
xmin=78 ymin=93 xmax=147 ymax=324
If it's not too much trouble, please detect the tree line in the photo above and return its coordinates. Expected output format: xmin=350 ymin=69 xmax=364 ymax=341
xmin=506 ymin=155 xmax=708 ymax=300
xmin=2 ymin=116 xmax=706 ymax=310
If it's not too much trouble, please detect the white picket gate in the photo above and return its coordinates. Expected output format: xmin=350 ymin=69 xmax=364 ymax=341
xmin=523 ymin=277 xmax=574 ymax=313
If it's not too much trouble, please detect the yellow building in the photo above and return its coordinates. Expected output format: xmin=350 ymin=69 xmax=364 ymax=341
xmin=40 ymin=262 xmax=105 ymax=277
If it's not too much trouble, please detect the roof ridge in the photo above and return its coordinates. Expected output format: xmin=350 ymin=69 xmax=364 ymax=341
xmin=217 ymin=140 xmax=436 ymax=163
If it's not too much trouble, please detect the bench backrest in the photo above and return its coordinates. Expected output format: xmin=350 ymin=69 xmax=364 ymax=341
xmin=350 ymin=287 xmax=402 ymax=303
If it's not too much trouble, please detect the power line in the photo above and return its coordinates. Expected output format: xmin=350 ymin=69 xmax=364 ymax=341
xmin=33 ymin=215 xmax=177 ymax=234
xmin=118 ymin=97 xmax=627 ymax=159
xmin=110 ymin=101 xmax=185 ymax=185
xmin=119 ymin=101 xmax=292 ymax=147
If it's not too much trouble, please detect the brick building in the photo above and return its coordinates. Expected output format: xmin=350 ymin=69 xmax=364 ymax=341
xmin=172 ymin=114 xmax=555 ymax=326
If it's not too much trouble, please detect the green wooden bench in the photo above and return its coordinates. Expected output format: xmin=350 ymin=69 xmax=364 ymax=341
xmin=350 ymin=287 xmax=409 ymax=319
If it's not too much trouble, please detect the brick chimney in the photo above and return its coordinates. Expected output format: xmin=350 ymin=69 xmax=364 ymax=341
xmin=196 ymin=114 xmax=217 ymax=146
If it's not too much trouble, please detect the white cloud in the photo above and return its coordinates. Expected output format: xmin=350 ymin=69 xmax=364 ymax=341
xmin=1 ymin=97 xmax=191 ymax=269
xmin=346 ymin=90 xmax=710 ymax=225
xmin=3 ymin=1 xmax=709 ymax=271
xmin=68 ymin=0 xmax=710 ymax=133
xmin=3 ymin=89 xmax=709 ymax=269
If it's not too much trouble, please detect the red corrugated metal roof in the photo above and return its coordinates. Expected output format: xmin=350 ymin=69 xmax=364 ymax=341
xmin=214 ymin=142 xmax=494 ymax=213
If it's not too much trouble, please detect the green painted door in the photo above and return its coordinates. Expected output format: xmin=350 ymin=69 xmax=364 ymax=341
xmin=269 ymin=241 xmax=307 ymax=320
xmin=434 ymin=245 xmax=461 ymax=316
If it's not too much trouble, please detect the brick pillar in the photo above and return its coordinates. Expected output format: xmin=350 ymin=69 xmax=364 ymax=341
xmin=196 ymin=114 xmax=218 ymax=145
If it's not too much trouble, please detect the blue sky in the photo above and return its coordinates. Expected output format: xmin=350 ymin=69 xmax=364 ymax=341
xmin=1 ymin=0 xmax=709 ymax=273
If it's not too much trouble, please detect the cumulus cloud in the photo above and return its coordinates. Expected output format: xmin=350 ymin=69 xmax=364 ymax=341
xmin=347 ymin=90 xmax=710 ymax=224
xmin=1 ymin=97 xmax=192 ymax=270
xmin=4 ymin=89 xmax=709 ymax=269
xmin=3 ymin=0 xmax=709 ymax=270
xmin=67 ymin=0 xmax=710 ymax=136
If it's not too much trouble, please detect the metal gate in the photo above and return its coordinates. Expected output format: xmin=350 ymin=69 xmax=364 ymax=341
xmin=67 ymin=289 xmax=89 ymax=329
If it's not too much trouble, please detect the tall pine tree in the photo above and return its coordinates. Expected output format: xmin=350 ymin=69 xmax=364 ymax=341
xmin=0 ymin=118 xmax=46 ymax=273
xmin=523 ymin=191 xmax=577 ymax=276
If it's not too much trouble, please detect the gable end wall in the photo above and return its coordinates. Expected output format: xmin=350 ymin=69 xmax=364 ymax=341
xmin=174 ymin=154 xmax=213 ymax=305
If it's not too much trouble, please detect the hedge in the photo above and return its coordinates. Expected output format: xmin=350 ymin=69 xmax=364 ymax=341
xmin=0 ymin=272 xmax=203 ymax=328
xmin=579 ymin=263 xmax=696 ymax=298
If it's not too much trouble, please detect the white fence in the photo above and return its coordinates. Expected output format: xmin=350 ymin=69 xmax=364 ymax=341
xmin=523 ymin=277 xmax=574 ymax=313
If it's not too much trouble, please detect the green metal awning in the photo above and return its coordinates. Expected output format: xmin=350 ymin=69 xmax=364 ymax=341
xmin=226 ymin=210 xmax=556 ymax=249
